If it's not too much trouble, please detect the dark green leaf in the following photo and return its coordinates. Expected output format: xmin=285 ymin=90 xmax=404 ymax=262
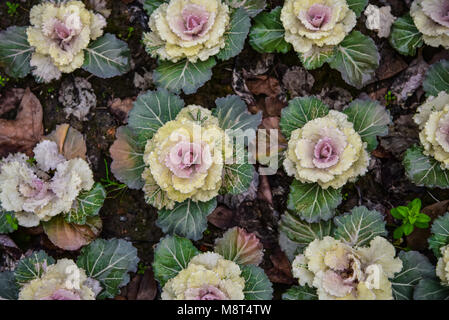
xmin=153 ymin=235 xmax=199 ymax=287
xmin=0 ymin=271 xmax=19 ymax=300
xmin=346 ymin=0 xmax=368 ymax=17
xmin=225 ymin=0 xmax=266 ymax=17
xmin=143 ymin=0 xmax=166 ymax=16
xmin=0 ymin=26 xmax=32 ymax=78
xmin=389 ymin=13 xmax=423 ymax=56
xmin=14 ymin=251 xmax=55 ymax=285
xmin=282 ymin=285 xmax=318 ymax=300
xmin=217 ymin=8 xmax=251 ymax=61
xmin=429 ymin=212 xmax=449 ymax=257
xmin=423 ymin=59 xmax=449 ymax=97
xmin=241 ymin=265 xmax=273 ymax=300
xmin=414 ymin=278 xmax=449 ymax=300
xmin=65 ymin=183 xmax=106 ymax=224
xmin=0 ymin=207 xmax=18 ymax=234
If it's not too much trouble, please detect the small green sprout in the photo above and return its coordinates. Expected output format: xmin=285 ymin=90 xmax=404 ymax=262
xmin=0 ymin=75 xmax=9 ymax=87
xmin=101 ymin=159 xmax=128 ymax=198
xmin=391 ymin=198 xmax=431 ymax=239
xmin=5 ymin=213 xmax=18 ymax=231
xmin=137 ymin=263 xmax=148 ymax=275
xmin=6 ymin=1 xmax=19 ymax=16
xmin=384 ymin=91 xmax=396 ymax=107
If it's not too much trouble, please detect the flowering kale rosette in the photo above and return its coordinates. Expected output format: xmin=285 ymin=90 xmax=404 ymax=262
xmin=0 ymin=238 xmax=139 ymax=300
xmin=142 ymin=0 xmax=259 ymax=94
xmin=279 ymin=96 xmax=390 ymax=223
xmin=248 ymin=0 xmax=380 ymax=89
xmin=279 ymin=206 xmax=436 ymax=300
xmin=0 ymin=124 xmax=106 ymax=251
xmin=404 ymin=60 xmax=449 ymax=189
xmin=153 ymin=228 xmax=272 ymax=300
xmin=0 ymin=0 xmax=130 ymax=82
xmin=109 ymin=89 xmax=261 ymax=240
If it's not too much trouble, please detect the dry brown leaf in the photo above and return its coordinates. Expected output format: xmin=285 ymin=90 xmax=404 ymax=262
xmin=246 ymin=76 xmax=286 ymax=117
xmin=258 ymin=175 xmax=273 ymax=205
xmin=207 ymin=206 xmax=234 ymax=230
xmin=0 ymin=88 xmax=25 ymax=116
xmin=0 ymin=88 xmax=43 ymax=158
xmin=46 ymin=124 xmax=87 ymax=160
xmin=266 ymin=248 xmax=294 ymax=284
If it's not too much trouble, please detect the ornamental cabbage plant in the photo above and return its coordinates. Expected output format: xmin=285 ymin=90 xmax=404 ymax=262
xmin=0 ymin=238 xmax=139 ymax=300
xmin=0 ymin=124 xmax=106 ymax=251
xmin=109 ymin=89 xmax=261 ymax=240
xmin=153 ymin=227 xmax=272 ymax=300
xmin=404 ymin=61 xmax=449 ymax=189
xmin=0 ymin=0 xmax=131 ymax=82
xmin=279 ymin=96 xmax=390 ymax=222
xmin=291 ymin=236 xmax=402 ymax=300
xmin=248 ymin=0 xmax=380 ymax=88
xmin=142 ymin=0 xmax=260 ymax=94
xmin=279 ymin=206 xmax=435 ymax=300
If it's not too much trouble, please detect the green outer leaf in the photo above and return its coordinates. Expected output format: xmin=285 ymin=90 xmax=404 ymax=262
xmin=389 ymin=13 xmax=423 ymax=57
xmin=346 ymin=0 xmax=368 ymax=17
xmin=423 ymin=60 xmax=449 ymax=97
xmin=329 ymin=31 xmax=380 ymax=89
xmin=65 ymin=183 xmax=106 ymax=224
xmin=414 ymin=278 xmax=449 ymax=300
xmin=0 ymin=26 xmax=32 ymax=78
xmin=282 ymin=285 xmax=318 ymax=300
xmin=0 ymin=208 xmax=17 ymax=234
xmin=241 ymin=265 xmax=273 ymax=300
xmin=280 ymin=96 xmax=329 ymax=139
xmin=279 ymin=211 xmax=333 ymax=253
xmin=403 ymin=145 xmax=449 ymax=189
xmin=217 ymin=8 xmax=251 ymax=61
xmin=109 ymin=126 xmax=146 ymax=189
xmin=14 ymin=251 xmax=55 ymax=285
xmin=343 ymin=99 xmax=391 ymax=151
xmin=299 ymin=47 xmax=335 ymax=70
xmin=77 ymin=238 xmax=139 ymax=300
xmin=222 ymin=161 xmax=255 ymax=194
xmin=333 ymin=206 xmax=387 ymax=247
xmin=0 ymin=271 xmax=19 ymax=300
xmin=225 ymin=0 xmax=266 ymax=17
xmin=153 ymin=57 xmax=216 ymax=94
xmin=153 ymin=235 xmax=199 ymax=287
xmin=249 ymin=7 xmax=291 ymax=54
xmin=156 ymin=198 xmax=217 ymax=241
xmin=143 ymin=0 xmax=166 ymax=15
xmin=214 ymin=94 xmax=262 ymax=135
xmin=429 ymin=212 xmax=449 ymax=257
xmin=287 ymin=180 xmax=342 ymax=223
xmin=392 ymin=251 xmax=435 ymax=300
xmin=82 ymin=33 xmax=131 ymax=78
xmin=128 ymin=88 xmax=185 ymax=141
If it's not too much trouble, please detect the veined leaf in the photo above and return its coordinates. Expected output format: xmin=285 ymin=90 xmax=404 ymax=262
xmin=282 ymin=285 xmax=318 ymax=300
xmin=222 ymin=161 xmax=255 ymax=194
xmin=109 ymin=126 xmax=146 ymax=189
xmin=299 ymin=46 xmax=335 ymax=70
xmin=0 ymin=207 xmax=18 ymax=234
xmin=423 ymin=59 xmax=449 ymax=97
xmin=14 ymin=251 xmax=55 ymax=285
xmin=127 ymin=88 xmax=184 ymax=141
xmin=392 ymin=251 xmax=435 ymax=300
xmin=280 ymin=96 xmax=329 ymax=139
xmin=279 ymin=211 xmax=334 ymax=252
xmin=225 ymin=0 xmax=266 ymax=17
xmin=153 ymin=235 xmax=199 ymax=287
xmin=414 ymin=278 xmax=449 ymax=300
xmin=287 ymin=180 xmax=342 ymax=223
xmin=83 ymin=33 xmax=131 ymax=78
xmin=217 ymin=8 xmax=251 ymax=61
xmin=347 ymin=0 xmax=368 ymax=17
xmin=65 ymin=183 xmax=106 ymax=224
xmin=343 ymin=99 xmax=391 ymax=151
xmin=249 ymin=7 xmax=291 ymax=54
xmin=0 ymin=26 xmax=32 ymax=78
xmin=403 ymin=145 xmax=449 ymax=189
xmin=77 ymin=238 xmax=139 ymax=300
xmin=241 ymin=265 xmax=273 ymax=300
xmin=429 ymin=212 xmax=449 ymax=257
xmin=0 ymin=272 xmax=19 ymax=300
xmin=329 ymin=31 xmax=380 ymax=89
xmin=333 ymin=206 xmax=387 ymax=247
xmin=156 ymin=198 xmax=217 ymax=241
xmin=143 ymin=0 xmax=166 ymax=15
xmin=389 ymin=13 xmax=423 ymax=56
xmin=153 ymin=57 xmax=216 ymax=94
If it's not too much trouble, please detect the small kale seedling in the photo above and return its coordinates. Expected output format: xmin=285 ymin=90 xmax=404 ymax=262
xmin=391 ymin=198 xmax=431 ymax=239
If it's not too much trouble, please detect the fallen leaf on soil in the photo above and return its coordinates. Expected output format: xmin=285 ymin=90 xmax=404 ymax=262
xmin=0 ymin=235 xmax=21 ymax=260
xmin=376 ymin=46 xmax=407 ymax=81
xmin=136 ymin=269 xmax=157 ymax=300
xmin=0 ymin=88 xmax=25 ymax=116
xmin=207 ymin=206 xmax=234 ymax=230
xmin=0 ymin=88 xmax=43 ymax=158
xmin=391 ymin=57 xmax=428 ymax=103
xmin=258 ymin=175 xmax=273 ymax=205
xmin=266 ymin=248 xmax=294 ymax=284
xmin=108 ymin=97 xmax=135 ymax=124
xmin=282 ymin=66 xmax=314 ymax=98
xmin=246 ymin=76 xmax=286 ymax=117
